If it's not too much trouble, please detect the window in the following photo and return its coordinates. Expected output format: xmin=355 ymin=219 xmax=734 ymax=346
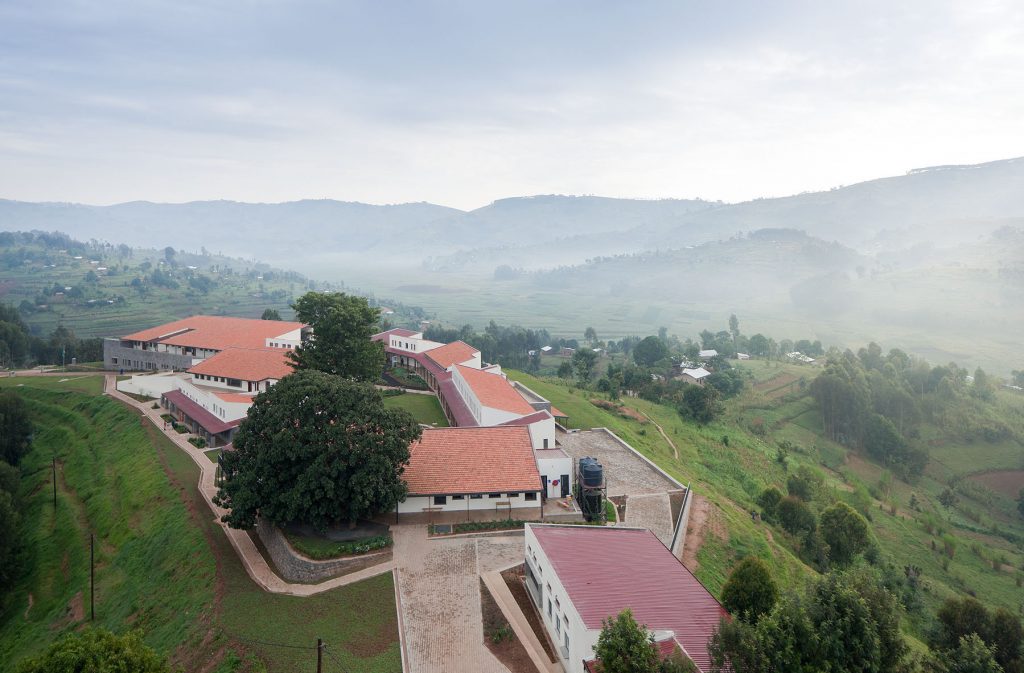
xmin=488 ymin=493 xmax=501 ymax=499
xmin=507 ymin=493 xmax=519 ymax=498
xmin=525 ymin=492 xmax=538 ymax=501
xmin=470 ymin=494 xmax=483 ymax=500
xmin=547 ymin=599 xmax=552 ymax=617
xmin=543 ymin=438 xmax=549 ymax=449
xmin=433 ymin=495 xmax=447 ymax=506
xmin=227 ymin=378 xmax=242 ymax=388
xmin=555 ymin=597 xmax=560 ymax=610
xmin=556 ymin=616 xmax=561 ymax=635
xmin=110 ymin=357 xmax=118 ymax=364
xmin=452 ymin=495 xmax=465 ymax=500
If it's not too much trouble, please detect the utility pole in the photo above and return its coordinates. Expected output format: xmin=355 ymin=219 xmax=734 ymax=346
xmin=52 ymin=458 xmax=57 ymax=510
xmin=316 ymin=638 xmax=323 ymax=673
xmin=90 ymin=534 xmax=95 ymax=621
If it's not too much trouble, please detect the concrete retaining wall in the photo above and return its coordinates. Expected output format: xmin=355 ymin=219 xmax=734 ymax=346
xmin=255 ymin=519 xmax=392 ymax=583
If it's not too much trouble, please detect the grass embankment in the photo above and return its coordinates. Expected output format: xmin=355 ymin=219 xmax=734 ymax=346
xmin=0 ymin=376 xmax=401 ymax=673
xmin=383 ymin=391 xmax=449 ymax=426
xmin=506 ymin=367 xmax=1024 ymax=643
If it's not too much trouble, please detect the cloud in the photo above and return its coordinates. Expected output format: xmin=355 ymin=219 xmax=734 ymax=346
xmin=0 ymin=0 xmax=1021 ymax=209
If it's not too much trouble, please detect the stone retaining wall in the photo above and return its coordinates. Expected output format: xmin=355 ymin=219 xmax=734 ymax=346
xmin=255 ymin=519 xmax=392 ymax=583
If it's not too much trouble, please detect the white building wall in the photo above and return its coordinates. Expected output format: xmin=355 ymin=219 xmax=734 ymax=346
xmin=535 ymin=455 xmax=573 ymax=499
xmin=388 ymin=333 xmax=443 ymax=354
xmin=116 ymin=372 xmax=186 ymax=398
xmin=525 ymin=416 xmax=556 ymax=450
xmin=265 ymin=327 xmax=302 ymax=349
xmin=398 ymin=492 xmax=540 ymax=514
xmin=524 ymin=525 xmax=600 ymax=672
xmin=176 ymin=379 xmax=253 ymax=422
xmin=478 ymin=404 xmax=523 ymax=426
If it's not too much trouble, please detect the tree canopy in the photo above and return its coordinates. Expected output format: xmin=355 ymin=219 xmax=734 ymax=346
xmin=261 ymin=307 xmax=282 ymax=320
xmin=819 ymin=502 xmax=872 ymax=566
xmin=15 ymin=628 xmax=170 ymax=673
xmin=710 ymin=568 xmax=908 ymax=673
xmin=288 ymin=291 xmax=384 ymax=382
xmin=0 ymin=391 xmax=32 ymax=465
xmin=215 ymin=370 xmax=422 ymax=530
xmin=721 ymin=556 xmax=778 ymax=622
xmin=594 ymin=609 xmax=659 ymax=673
xmin=633 ymin=336 xmax=669 ymax=368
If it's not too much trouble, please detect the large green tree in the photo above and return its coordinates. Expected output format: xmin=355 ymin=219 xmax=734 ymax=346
xmin=15 ymin=628 xmax=170 ymax=673
xmin=0 ymin=391 xmax=32 ymax=465
xmin=633 ymin=336 xmax=669 ymax=368
xmin=572 ymin=348 xmax=598 ymax=387
xmin=721 ymin=556 xmax=778 ymax=622
xmin=594 ymin=609 xmax=659 ymax=673
xmin=677 ymin=385 xmax=722 ymax=425
xmin=819 ymin=502 xmax=872 ymax=566
xmin=288 ymin=292 xmax=385 ymax=382
xmin=215 ymin=371 xmax=422 ymax=530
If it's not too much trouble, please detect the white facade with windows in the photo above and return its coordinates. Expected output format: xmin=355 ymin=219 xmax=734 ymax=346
xmin=524 ymin=525 xmax=594 ymax=670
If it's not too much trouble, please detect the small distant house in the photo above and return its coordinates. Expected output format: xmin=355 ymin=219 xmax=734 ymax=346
xmin=698 ymin=349 xmax=718 ymax=359
xmin=735 ymin=352 xmax=750 ymax=360
xmin=559 ymin=347 xmax=576 ymax=357
xmin=540 ymin=346 xmax=553 ymax=353
xmin=786 ymin=351 xmax=816 ymax=365
xmin=680 ymin=367 xmax=711 ymax=386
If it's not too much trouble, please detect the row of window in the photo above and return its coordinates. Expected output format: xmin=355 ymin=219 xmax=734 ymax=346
xmin=432 ymin=492 xmax=538 ymax=505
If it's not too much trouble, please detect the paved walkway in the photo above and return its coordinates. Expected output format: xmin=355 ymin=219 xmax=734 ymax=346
xmin=103 ymin=375 xmax=394 ymax=596
xmin=622 ymin=493 xmax=674 ymax=546
xmin=393 ymin=525 xmax=525 ymax=673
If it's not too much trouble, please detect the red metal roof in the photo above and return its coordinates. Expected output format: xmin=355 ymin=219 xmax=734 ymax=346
xmin=163 ymin=390 xmax=243 ymax=435
xmin=404 ymin=427 xmax=541 ymax=495
xmin=436 ymin=374 xmax=479 ymax=427
xmin=530 ymin=525 xmax=727 ymax=672
xmin=189 ymin=347 xmax=294 ymax=382
xmin=453 ymin=365 xmax=536 ymax=415
xmin=499 ymin=410 xmax=552 ymax=426
xmin=122 ymin=316 xmax=304 ymax=351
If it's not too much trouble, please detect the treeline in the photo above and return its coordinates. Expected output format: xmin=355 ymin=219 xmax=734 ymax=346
xmin=424 ymin=321 xmax=556 ymax=370
xmin=0 ymin=304 xmax=102 ymax=368
xmin=810 ymin=343 xmax=1011 ymax=481
xmin=0 ymin=391 xmax=33 ymax=609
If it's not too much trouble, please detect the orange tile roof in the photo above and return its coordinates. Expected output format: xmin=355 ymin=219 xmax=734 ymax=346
xmin=121 ymin=316 xmax=304 ymax=351
xmin=425 ymin=341 xmax=479 ymax=369
xmin=189 ymin=348 xmax=294 ymax=382
xmin=454 ymin=365 xmax=536 ymax=415
xmin=405 ymin=427 xmax=541 ymax=495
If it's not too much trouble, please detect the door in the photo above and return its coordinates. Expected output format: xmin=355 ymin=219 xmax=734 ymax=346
xmin=560 ymin=475 xmax=570 ymax=498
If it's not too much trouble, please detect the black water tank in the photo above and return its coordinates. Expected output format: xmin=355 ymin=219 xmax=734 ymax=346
xmin=582 ymin=460 xmax=603 ymax=487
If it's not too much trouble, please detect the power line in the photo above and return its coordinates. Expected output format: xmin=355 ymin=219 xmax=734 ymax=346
xmin=222 ymin=631 xmax=318 ymax=651
xmin=322 ymin=644 xmax=352 ymax=673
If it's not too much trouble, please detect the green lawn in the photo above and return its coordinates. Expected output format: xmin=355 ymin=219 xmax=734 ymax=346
xmin=0 ymin=380 xmax=401 ymax=673
xmin=383 ymin=392 xmax=449 ymax=426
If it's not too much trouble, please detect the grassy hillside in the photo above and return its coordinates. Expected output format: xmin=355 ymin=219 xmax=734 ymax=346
xmin=506 ymin=365 xmax=1024 ymax=641
xmin=0 ymin=376 xmax=401 ymax=673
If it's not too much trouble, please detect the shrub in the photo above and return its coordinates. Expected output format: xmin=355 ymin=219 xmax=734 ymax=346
xmin=188 ymin=437 xmax=207 ymax=449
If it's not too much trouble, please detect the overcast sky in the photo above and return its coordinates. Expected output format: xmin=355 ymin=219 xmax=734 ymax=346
xmin=1 ymin=1 xmax=1022 ymax=210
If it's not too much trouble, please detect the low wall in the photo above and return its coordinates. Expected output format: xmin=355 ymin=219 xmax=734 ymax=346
xmin=255 ymin=519 xmax=392 ymax=583
xmin=670 ymin=485 xmax=693 ymax=560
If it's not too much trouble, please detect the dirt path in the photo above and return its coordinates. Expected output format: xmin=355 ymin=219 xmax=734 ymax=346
xmin=680 ymin=495 xmax=728 ymax=572
xmin=640 ymin=411 xmax=679 ymax=460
